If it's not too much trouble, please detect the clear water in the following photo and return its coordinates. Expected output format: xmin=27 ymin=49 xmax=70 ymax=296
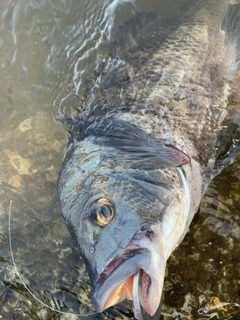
xmin=0 ymin=0 xmax=239 ymax=319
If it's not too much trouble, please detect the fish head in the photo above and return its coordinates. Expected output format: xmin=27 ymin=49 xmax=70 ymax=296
xmin=58 ymin=125 xmax=191 ymax=317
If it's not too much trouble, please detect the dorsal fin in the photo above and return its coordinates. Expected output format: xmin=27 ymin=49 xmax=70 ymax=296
xmin=110 ymin=11 xmax=160 ymax=58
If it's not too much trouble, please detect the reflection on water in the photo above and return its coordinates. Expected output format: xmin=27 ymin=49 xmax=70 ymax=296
xmin=0 ymin=0 xmax=240 ymax=319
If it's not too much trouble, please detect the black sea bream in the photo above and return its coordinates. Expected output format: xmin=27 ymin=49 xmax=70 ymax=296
xmin=58 ymin=0 xmax=240 ymax=318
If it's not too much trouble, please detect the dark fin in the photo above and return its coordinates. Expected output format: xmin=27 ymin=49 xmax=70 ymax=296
xmin=95 ymin=12 xmax=161 ymax=86
xmin=222 ymin=3 xmax=240 ymax=65
xmin=110 ymin=11 xmax=160 ymax=58
xmin=214 ymin=118 xmax=240 ymax=176
xmin=94 ymin=12 xmax=160 ymax=83
xmin=76 ymin=117 xmax=190 ymax=170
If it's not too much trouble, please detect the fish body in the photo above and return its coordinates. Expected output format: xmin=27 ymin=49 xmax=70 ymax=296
xmin=58 ymin=0 xmax=240 ymax=317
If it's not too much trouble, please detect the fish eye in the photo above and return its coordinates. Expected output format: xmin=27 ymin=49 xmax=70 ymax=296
xmin=89 ymin=198 xmax=114 ymax=226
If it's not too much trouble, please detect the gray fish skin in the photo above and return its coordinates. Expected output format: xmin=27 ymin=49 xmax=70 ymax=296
xmin=58 ymin=0 xmax=240 ymax=317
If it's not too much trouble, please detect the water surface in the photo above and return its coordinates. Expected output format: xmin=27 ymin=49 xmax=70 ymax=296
xmin=0 ymin=1 xmax=240 ymax=319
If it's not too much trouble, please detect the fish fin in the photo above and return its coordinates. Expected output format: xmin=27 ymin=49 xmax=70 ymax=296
xmin=214 ymin=118 xmax=240 ymax=176
xmin=94 ymin=12 xmax=160 ymax=82
xmin=95 ymin=12 xmax=161 ymax=86
xmin=222 ymin=3 xmax=240 ymax=66
xmin=110 ymin=11 xmax=160 ymax=58
xmin=81 ymin=117 xmax=190 ymax=170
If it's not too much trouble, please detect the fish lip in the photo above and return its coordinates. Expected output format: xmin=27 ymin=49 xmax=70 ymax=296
xmin=91 ymin=249 xmax=151 ymax=312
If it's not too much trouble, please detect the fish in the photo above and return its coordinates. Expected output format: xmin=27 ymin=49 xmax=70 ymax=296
xmin=58 ymin=0 xmax=240 ymax=318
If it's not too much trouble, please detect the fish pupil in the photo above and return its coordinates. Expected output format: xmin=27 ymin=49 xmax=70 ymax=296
xmin=89 ymin=204 xmax=113 ymax=225
xmin=99 ymin=205 xmax=111 ymax=218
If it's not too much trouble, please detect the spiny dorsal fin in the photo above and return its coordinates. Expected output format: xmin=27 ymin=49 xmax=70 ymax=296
xmin=110 ymin=11 xmax=160 ymax=58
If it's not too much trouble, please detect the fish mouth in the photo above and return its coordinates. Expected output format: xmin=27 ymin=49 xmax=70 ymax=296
xmin=91 ymin=235 xmax=166 ymax=317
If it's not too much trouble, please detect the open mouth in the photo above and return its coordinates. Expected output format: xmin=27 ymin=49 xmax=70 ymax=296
xmin=91 ymin=244 xmax=159 ymax=317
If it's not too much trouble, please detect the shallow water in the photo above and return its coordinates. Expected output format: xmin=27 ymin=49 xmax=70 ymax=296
xmin=0 ymin=0 xmax=240 ymax=319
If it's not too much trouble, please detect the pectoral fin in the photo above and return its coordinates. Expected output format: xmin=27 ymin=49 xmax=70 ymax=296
xmin=81 ymin=117 xmax=190 ymax=170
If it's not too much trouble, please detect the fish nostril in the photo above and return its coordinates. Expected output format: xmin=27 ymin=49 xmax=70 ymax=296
xmin=140 ymin=225 xmax=147 ymax=232
xmin=146 ymin=229 xmax=154 ymax=239
xmin=89 ymin=247 xmax=95 ymax=254
xmin=140 ymin=225 xmax=154 ymax=238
